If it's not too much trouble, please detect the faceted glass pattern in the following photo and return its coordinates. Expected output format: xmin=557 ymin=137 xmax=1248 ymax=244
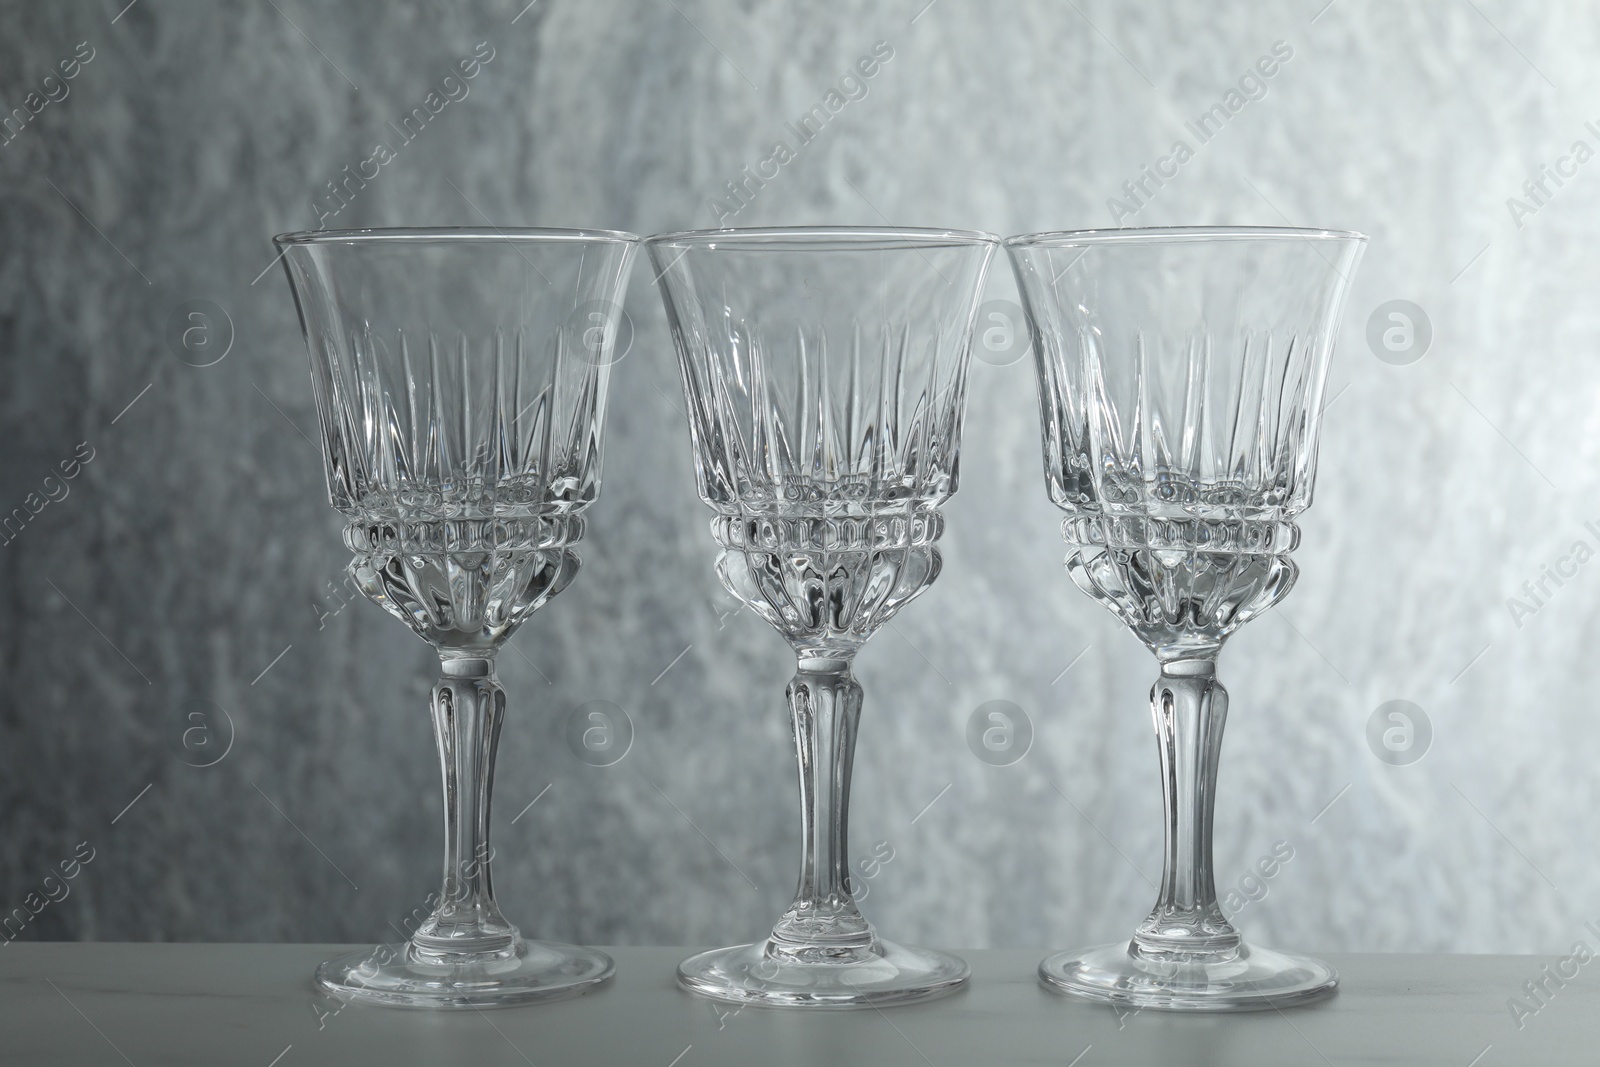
xmin=276 ymin=227 xmax=639 ymax=1009
xmin=650 ymin=227 xmax=998 ymax=1007
xmin=281 ymin=229 xmax=632 ymax=522
xmin=1009 ymin=227 xmax=1366 ymax=1011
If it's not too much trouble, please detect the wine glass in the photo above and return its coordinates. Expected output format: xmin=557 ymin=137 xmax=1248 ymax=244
xmin=274 ymin=226 xmax=640 ymax=1008
xmin=647 ymin=227 xmax=999 ymax=1007
xmin=1006 ymin=226 xmax=1366 ymax=1010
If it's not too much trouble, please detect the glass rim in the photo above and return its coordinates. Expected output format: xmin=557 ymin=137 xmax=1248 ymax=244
xmin=644 ymin=225 xmax=1002 ymax=252
xmin=1003 ymin=225 xmax=1367 ymax=248
xmin=273 ymin=225 xmax=642 ymax=248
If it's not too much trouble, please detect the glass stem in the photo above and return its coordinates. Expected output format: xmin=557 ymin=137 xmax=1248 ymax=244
xmin=1132 ymin=655 xmax=1241 ymax=960
xmin=767 ymin=655 xmax=875 ymax=960
xmin=411 ymin=654 xmax=520 ymax=961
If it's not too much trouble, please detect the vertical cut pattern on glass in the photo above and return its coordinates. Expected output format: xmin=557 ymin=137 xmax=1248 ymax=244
xmin=652 ymin=229 xmax=994 ymax=657
xmin=650 ymin=227 xmax=997 ymax=1008
xmin=280 ymin=230 xmax=637 ymax=651
xmin=1010 ymin=228 xmax=1364 ymax=657
xmin=1009 ymin=225 xmax=1366 ymax=1011
xmin=275 ymin=227 xmax=639 ymax=1009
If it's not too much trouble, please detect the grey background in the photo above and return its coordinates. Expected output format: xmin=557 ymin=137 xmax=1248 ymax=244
xmin=0 ymin=0 xmax=1591 ymax=955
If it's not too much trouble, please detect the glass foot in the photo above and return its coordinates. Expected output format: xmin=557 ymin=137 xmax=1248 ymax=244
xmin=1039 ymin=941 xmax=1337 ymax=1012
xmin=677 ymin=940 xmax=969 ymax=1009
xmin=315 ymin=938 xmax=614 ymax=1009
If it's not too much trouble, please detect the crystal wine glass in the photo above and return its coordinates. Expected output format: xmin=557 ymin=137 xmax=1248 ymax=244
xmin=648 ymin=227 xmax=999 ymax=1007
xmin=275 ymin=226 xmax=640 ymax=1008
xmin=1006 ymin=226 xmax=1366 ymax=1010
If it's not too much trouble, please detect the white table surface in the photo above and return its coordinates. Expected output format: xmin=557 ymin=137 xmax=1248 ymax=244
xmin=0 ymin=944 xmax=1581 ymax=1065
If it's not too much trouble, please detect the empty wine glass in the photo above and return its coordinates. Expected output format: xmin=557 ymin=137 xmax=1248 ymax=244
xmin=1007 ymin=226 xmax=1365 ymax=1010
xmin=648 ymin=227 xmax=999 ymax=1007
xmin=275 ymin=226 xmax=640 ymax=1008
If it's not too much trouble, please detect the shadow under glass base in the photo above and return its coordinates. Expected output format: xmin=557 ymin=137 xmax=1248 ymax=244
xmin=1039 ymin=940 xmax=1337 ymax=1012
xmin=678 ymin=940 xmax=969 ymax=1009
xmin=315 ymin=938 xmax=614 ymax=1009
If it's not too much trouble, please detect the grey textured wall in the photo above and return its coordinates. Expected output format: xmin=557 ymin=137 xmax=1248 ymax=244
xmin=1 ymin=0 xmax=1594 ymax=956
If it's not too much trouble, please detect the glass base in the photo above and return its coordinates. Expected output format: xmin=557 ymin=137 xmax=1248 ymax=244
xmin=1038 ymin=940 xmax=1337 ymax=1012
xmin=315 ymin=938 xmax=614 ymax=1009
xmin=677 ymin=939 xmax=969 ymax=1009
